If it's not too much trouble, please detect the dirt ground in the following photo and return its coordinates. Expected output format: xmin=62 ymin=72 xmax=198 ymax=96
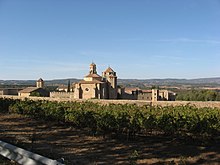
xmin=0 ymin=113 xmax=220 ymax=165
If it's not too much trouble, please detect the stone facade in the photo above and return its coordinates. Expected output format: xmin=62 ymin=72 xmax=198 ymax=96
xmin=18 ymin=78 xmax=49 ymax=97
xmin=18 ymin=87 xmax=49 ymax=97
xmin=137 ymin=90 xmax=152 ymax=100
xmin=73 ymin=63 xmax=117 ymax=99
xmin=119 ymin=88 xmax=176 ymax=101
xmin=0 ymin=88 xmax=23 ymax=95
xmin=49 ymin=63 xmax=175 ymax=101
xmin=50 ymin=92 xmax=74 ymax=98
xmin=36 ymin=78 xmax=44 ymax=88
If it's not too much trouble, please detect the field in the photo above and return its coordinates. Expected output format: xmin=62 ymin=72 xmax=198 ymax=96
xmin=1 ymin=98 xmax=220 ymax=164
xmin=1 ymin=113 xmax=220 ymax=164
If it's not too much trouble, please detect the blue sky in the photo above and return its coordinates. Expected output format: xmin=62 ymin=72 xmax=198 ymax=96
xmin=0 ymin=0 xmax=220 ymax=80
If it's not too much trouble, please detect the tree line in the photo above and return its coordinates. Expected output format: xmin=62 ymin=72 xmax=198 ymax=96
xmin=176 ymin=89 xmax=220 ymax=101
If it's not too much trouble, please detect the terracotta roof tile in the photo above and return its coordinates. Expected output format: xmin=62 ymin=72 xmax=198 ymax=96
xmin=18 ymin=87 xmax=39 ymax=93
xmin=85 ymin=73 xmax=102 ymax=78
xmin=79 ymin=80 xmax=105 ymax=84
xmin=124 ymin=87 xmax=140 ymax=94
xmin=37 ymin=78 xmax=43 ymax=82
xmin=104 ymin=67 xmax=114 ymax=73
xmin=141 ymin=90 xmax=152 ymax=93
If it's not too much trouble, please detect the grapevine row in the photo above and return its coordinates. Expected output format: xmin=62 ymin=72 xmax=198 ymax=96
xmin=1 ymin=98 xmax=220 ymax=138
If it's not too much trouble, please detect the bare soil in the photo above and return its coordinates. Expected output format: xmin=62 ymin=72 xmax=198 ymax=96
xmin=0 ymin=113 xmax=220 ymax=165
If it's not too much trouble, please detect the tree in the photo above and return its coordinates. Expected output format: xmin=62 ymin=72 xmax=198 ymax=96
xmin=30 ymin=92 xmax=41 ymax=97
xmin=67 ymin=80 xmax=71 ymax=92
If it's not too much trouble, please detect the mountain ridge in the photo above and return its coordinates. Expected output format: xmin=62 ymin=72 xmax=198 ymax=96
xmin=1 ymin=77 xmax=220 ymax=86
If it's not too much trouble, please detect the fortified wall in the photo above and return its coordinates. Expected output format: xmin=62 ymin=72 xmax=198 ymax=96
xmin=1 ymin=95 xmax=220 ymax=108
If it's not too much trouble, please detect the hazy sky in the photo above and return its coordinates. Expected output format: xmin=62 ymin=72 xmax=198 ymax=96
xmin=0 ymin=0 xmax=220 ymax=80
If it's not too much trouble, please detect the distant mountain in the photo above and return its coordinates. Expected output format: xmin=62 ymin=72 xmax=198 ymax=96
xmin=1 ymin=77 xmax=220 ymax=87
xmin=0 ymin=78 xmax=79 ymax=86
xmin=118 ymin=77 xmax=220 ymax=86
xmin=44 ymin=78 xmax=79 ymax=85
xmin=189 ymin=77 xmax=220 ymax=84
xmin=0 ymin=80 xmax=36 ymax=86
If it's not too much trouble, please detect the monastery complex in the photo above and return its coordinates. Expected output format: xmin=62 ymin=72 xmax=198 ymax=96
xmin=0 ymin=63 xmax=175 ymax=101
xmin=51 ymin=63 xmax=176 ymax=101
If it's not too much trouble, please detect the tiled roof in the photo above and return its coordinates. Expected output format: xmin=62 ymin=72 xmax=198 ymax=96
xmin=79 ymin=80 xmax=105 ymax=84
xmin=124 ymin=87 xmax=140 ymax=91
xmin=85 ymin=73 xmax=102 ymax=78
xmin=18 ymin=87 xmax=39 ymax=93
xmin=37 ymin=78 xmax=43 ymax=82
xmin=104 ymin=67 xmax=114 ymax=73
xmin=124 ymin=87 xmax=140 ymax=94
xmin=141 ymin=90 xmax=152 ymax=93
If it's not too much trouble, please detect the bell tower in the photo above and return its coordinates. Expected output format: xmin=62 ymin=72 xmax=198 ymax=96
xmin=36 ymin=78 xmax=44 ymax=88
xmin=102 ymin=67 xmax=117 ymax=99
xmin=89 ymin=62 xmax=97 ymax=74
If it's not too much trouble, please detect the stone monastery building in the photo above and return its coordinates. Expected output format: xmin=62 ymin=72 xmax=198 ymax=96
xmin=74 ymin=63 xmax=118 ymax=99
xmin=50 ymin=63 xmax=175 ymax=101
xmin=0 ymin=62 xmax=175 ymax=101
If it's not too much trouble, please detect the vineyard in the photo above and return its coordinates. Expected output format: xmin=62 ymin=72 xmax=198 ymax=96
xmin=1 ymin=98 xmax=220 ymax=139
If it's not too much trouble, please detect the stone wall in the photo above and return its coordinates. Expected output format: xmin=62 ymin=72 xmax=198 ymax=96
xmin=0 ymin=89 xmax=22 ymax=95
xmin=1 ymin=95 xmax=220 ymax=108
xmin=137 ymin=92 xmax=152 ymax=101
xmin=50 ymin=92 xmax=74 ymax=98
xmin=80 ymin=84 xmax=96 ymax=99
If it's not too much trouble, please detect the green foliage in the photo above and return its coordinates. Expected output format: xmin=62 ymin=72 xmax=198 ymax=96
xmin=129 ymin=150 xmax=139 ymax=165
xmin=151 ymin=85 xmax=159 ymax=89
xmin=67 ymin=80 xmax=71 ymax=92
xmin=176 ymin=89 xmax=220 ymax=101
xmin=1 ymin=98 xmax=220 ymax=139
xmin=44 ymin=86 xmax=58 ymax=92
xmin=30 ymin=92 xmax=42 ymax=97
xmin=0 ymin=98 xmax=16 ymax=112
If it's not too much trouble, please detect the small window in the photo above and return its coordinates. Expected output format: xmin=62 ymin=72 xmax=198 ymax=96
xmin=85 ymin=88 xmax=89 ymax=91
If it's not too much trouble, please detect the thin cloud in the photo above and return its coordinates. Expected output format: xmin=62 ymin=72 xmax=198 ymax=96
xmin=157 ymin=38 xmax=220 ymax=44
xmin=154 ymin=55 xmax=185 ymax=60
xmin=153 ymin=55 xmax=199 ymax=62
xmin=110 ymin=37 xmax=220 ymax=45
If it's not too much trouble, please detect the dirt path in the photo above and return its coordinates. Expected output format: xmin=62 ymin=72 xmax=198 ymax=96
xmin=1 ymin=113 xmax=220 ymax=165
